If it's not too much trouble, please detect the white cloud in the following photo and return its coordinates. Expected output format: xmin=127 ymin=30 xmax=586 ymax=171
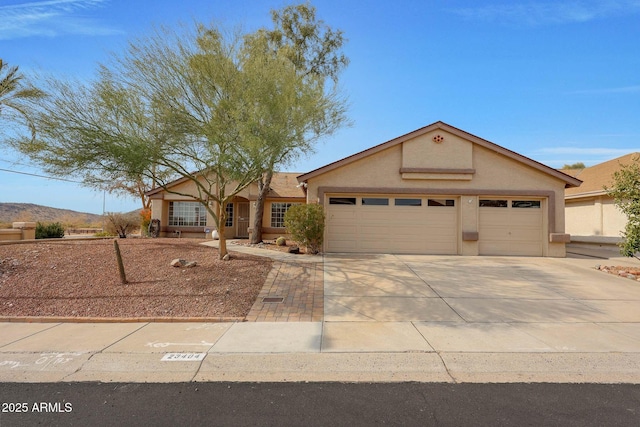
xmin=0 ymin=0 xmax=122 ymax=40
xmin=450 ymin=0 xmax=640 ymax=26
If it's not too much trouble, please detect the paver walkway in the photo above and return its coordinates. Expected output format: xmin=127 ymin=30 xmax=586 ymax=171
xmin=203 ymin=240 xmax=324 ymax=322
xmin=245 ymin=260 xmax=324 ymax=322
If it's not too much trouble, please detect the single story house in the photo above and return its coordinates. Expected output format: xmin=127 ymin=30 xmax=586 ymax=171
xmin=564 ymin=153 xmax=639 ymax=245
xmin=147 ymin=121 xmax=582 ymax=257
xmin=146 ymin=172 xmax=305 ymax=240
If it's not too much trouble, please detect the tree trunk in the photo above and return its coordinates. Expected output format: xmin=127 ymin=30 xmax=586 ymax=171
xmin=216 ymin=200 xmax=228 ymax=260
xmin=113 ymin=239 xmax=128 ymax=284
xmin=250 ymin=171 xmax=274 ymax=244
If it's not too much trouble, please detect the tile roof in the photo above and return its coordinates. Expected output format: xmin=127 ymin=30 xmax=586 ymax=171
xmin=145 ymin=171 xmax=306 ymax=199
xmin=564 ymin=152 xmax=640 ymax=198
xmin=268 ymin=172 xmax=306 ymax=198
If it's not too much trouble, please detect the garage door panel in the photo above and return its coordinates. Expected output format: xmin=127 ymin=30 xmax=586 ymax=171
xmin=395 ymin=211 xmax=427 ymax=222
xmin=511 ymin=228 xmax=542 ymax=240
xmin=509 ymin=242 xmax=542 ymax=256
xmin=358 ymin=239 xmax=391 ymax=250
xmin=479 ymin=228 xmax=509 ymax=241
xmin=510 ymin=215 xmax=540 ymax=228
xmin=395 ymin=225 xmax=426 ymax=238
xmin=479 ymin=199 xmax=543 ymax=256
xmin=328 ymin=241 xmax=358 ymax=252
xmin=326 ymin=195 xmax=458 ymax=254
xmin=360 ymin=225 xmax=393 ymax=235
xmin=479 ymin=241 xmax=510 ymax=255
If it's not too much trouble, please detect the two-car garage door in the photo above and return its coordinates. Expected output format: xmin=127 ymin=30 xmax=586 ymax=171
xmin=326 ymin=196 xmax=458 ymax=254
xmin=325 ymin=195 xmax=544 ymax=256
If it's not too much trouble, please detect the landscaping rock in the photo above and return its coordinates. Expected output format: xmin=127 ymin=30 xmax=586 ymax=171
xmin=170 ymin=259 xmax=197 ymax=268
xmin=222 ymin=254 xmax=231 ymax=261
xmin=288 ymin=246 xmax=300 ymax=254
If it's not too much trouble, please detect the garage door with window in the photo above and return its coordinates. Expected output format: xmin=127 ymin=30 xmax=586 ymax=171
xmin=478 ymin=198 xmax=543 ymax=256
xmin=326 ymin=196 xmax=458 ymax=254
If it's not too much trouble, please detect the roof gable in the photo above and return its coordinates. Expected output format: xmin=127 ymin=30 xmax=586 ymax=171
xmin=297 ymin=121 xmax=582 ymax=188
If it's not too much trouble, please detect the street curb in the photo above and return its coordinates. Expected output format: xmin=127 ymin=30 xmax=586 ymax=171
xmin=0 ymin=316 xmax=245 ymax=323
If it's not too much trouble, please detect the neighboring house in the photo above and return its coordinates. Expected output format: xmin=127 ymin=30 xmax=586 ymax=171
xmin=146 ymin=172 xmax=305 ymax=240
xmin=147 ymin=121 xmax=582 ymax=257
xmin=564 ymin=153 xmax=639 ymax=245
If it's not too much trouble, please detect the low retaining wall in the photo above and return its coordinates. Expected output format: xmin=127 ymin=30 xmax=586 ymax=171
xmin=0 ymin=222 xmax=36 ymax=241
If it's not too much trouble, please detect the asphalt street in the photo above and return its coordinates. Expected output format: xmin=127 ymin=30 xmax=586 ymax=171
xmin=1 ymin=382 xmax=639 ymax=426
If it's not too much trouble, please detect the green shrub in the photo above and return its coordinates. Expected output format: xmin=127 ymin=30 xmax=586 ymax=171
xmin=35 ymin=222 xmax=65 ymax=239
xmin=276 ymin=236 xmax=287 ymax=246
xmin=284 ymin=204 xmax=325 ymax=254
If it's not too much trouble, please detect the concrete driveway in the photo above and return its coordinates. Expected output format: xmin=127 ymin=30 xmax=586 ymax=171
xmin=323 ymin=254 xmax=640 ymax=357
xmin=324 ymin=254 xmax=640 ymax=323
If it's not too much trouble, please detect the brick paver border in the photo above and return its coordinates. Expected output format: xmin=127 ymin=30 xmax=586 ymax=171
xmin=245 ymin=260 xmax=324 ymax=322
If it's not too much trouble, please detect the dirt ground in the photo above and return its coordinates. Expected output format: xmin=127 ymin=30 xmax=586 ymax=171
xmin=0 ymin=238 xmax=272 ymax=319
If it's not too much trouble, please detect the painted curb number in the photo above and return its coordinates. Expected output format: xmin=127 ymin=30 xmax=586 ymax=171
xmin=161 ymin=353 xmax=206 ymax=362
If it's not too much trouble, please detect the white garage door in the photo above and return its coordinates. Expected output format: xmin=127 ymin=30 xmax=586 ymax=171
xmin=326 ymin=196 xmax=458 ymax=254
xmin=478 ymin=199 xmax=543 ymax=256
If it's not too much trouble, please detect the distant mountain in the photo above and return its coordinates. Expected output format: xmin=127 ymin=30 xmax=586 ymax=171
xmin=0 ymin=203 xmax=103 ymax=227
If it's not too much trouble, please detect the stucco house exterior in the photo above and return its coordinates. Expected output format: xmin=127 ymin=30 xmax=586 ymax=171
xmin=146 ymin=172 xmax=305 ymax=240
xmin=564 ymin=153 xmax=638 ymax=246
xmin=147 ymin=121 xmax=581 ymax=256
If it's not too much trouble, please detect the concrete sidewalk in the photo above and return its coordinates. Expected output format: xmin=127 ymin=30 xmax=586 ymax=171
xmin=2 ymin=243 xmax=640 ymax=384
xmin=2 ymin=320 xmax=640 ymax=383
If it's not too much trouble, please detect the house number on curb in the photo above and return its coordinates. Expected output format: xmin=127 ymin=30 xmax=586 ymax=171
xmin=161 ymin=353 xmax=206 ymax=362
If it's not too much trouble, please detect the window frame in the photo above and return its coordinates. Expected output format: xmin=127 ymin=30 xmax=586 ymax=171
xmin=512 ymin=200 xmax=541 ymax=209
xmin=225 ymin=202 xmax=234 ymax=227
xmin=270 ymin=202 xmax=299 ymax=228
xmin=361 ymin=197 xmax=389 ymax=206
xmin=395 ymin=198 xmax=422 ymax=207
xmin=329 ymin=197 xmax=357 ymax=205
xmin=168 ymin=201 xmax=207 ymax=227
xmin=479 ymin=199 xmax=508 ymax=208
xmin=428 ymin=199 xmax=455 ymax=207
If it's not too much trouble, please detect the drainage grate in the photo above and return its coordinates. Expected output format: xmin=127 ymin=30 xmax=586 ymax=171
xmin=262 ymin=297 xmax=284 ymax=303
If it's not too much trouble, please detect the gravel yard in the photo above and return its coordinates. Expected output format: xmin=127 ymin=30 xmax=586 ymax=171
xmin=0 ymin=238 xmax=272 ymax=319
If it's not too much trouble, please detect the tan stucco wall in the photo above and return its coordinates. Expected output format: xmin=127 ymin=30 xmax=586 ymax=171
xmin=305 ymin=129 xmax=569 ymax=257
xmin=148 ymin=178 xmax=306 ymax=240
xmin=0 ymin=222 xmax=37 ymax=241
xmin=566 ymin=196 xmax=625 ymax=239
xmin=402 ymin=131 xmax=473 ymax=170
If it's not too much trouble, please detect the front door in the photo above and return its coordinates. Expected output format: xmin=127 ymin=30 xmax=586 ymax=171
xmin=236 ymin=202 xmax=250 ymax=238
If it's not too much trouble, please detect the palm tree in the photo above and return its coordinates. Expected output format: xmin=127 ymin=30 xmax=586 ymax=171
xmin=0 ymin=59 xmax=45 ymax=140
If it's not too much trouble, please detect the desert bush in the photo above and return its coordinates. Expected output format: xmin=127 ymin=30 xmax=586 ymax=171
xmin=284 ymin=204 xmax=325 ymax=254
xmin=276 ymin=236 xmax=287 ymax=246
xmin=35 ymin=222 xmax=65 ymax=239
xmin=105 ymin=212 xmax=139 ymax=238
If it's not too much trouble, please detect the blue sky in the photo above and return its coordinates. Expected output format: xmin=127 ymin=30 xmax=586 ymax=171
xmin=1 ymin=0 xmax=639 ymax=214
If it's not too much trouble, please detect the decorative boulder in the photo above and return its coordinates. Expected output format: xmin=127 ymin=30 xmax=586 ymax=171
xmin=171 ymin=259 xmax=197 ymax=268
xmin=288 ymin=246 xmax=300 ymax=254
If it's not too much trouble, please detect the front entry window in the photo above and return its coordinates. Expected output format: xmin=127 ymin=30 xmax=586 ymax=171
xmin=168 ymin=201 xmax=207 ymax=226
xmin=225 ymin=203 xmax=234 ymax=227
